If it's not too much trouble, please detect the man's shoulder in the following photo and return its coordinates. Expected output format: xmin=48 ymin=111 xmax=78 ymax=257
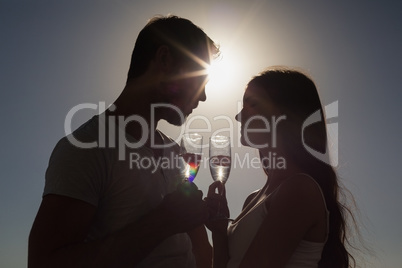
xmin=67 ymin=115 xmax=100 ymax=144
xmin=50 ymin=116 xmax=103 ymax=160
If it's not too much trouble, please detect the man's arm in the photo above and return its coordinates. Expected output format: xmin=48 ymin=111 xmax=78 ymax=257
xmin=28 ymin=194 xmax=171 ymax=268
xmin=29 ymin=186 xmax=208 ymax=268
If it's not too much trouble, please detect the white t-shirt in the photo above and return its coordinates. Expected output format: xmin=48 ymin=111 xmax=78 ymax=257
xmin=44 ymin=115 xmax=195 ymax=267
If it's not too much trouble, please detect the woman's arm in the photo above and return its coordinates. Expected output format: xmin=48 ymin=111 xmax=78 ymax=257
xmin=211 ymin=220 xmax=230 ymax=268
xmin=187 ymin=225 xmax=213 ymax=268
xmin=205 ymin=181 xmax=231 ymax=268
xmin=209 ymin=190 xmax=260 ymax=268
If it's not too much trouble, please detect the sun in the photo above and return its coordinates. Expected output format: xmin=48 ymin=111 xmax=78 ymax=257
xmin=207 ymin=49 xmax=240 ymax=89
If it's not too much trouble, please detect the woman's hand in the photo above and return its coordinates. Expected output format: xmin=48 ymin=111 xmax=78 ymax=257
xmin=204 ymin=181 xmax=230 ymax=233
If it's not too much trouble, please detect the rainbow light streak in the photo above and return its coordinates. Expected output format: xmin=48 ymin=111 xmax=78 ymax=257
xmin=186 ymin=163 xmax=199 ymax=182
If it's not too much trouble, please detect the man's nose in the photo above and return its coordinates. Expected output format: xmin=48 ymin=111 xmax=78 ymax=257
xmin=199 ymin=87 xmax=206 ymax=102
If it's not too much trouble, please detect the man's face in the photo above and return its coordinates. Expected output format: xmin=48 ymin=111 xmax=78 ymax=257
xmin=162 ymin=63 xmax=209 ymax=126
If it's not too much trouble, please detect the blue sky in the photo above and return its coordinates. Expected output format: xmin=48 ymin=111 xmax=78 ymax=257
xmin=1 ymin=0 xmax=401 ymax=267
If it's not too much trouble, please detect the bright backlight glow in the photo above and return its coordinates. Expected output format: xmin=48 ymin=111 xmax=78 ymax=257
xmin=207 ymin=50 xmax=239 ymax=89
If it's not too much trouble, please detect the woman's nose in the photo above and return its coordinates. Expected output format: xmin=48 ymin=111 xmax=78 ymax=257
xmin=235 ymin=110 xmax=241 ymax=122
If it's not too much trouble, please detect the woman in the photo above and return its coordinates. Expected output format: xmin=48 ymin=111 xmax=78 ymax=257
xmin=206 ymin=67 xmax=356 ymax=268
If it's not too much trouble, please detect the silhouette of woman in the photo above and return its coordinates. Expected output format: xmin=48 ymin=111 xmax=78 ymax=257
xmin=206 ymin=66 xmax=357 ymax=268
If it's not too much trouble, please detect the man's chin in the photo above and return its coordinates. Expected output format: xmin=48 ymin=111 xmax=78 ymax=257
xmin=166 ymin=115 xmax=187 ymax=126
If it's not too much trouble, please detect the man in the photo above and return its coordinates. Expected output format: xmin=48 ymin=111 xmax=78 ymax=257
xmin=28 ymin=15 xmax=220 ymax=267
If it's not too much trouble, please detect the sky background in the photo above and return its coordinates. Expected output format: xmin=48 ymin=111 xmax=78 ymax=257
xmin=1 ymin=0 xmax=401 ymax=267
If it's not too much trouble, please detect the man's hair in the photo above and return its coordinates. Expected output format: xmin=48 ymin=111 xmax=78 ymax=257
xmin=127 ymin=15 xmax=220 ymax=81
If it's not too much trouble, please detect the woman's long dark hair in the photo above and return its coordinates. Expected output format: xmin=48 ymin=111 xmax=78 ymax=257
xmin=249 ymin=66 xmax=357 ymax=268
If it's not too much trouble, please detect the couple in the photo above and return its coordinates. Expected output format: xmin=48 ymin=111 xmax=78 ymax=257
xmin=28 ymin=15 xmax=355 ymax=267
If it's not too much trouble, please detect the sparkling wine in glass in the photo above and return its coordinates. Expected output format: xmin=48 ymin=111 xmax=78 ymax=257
xmin=209 ymin=135 xmax=231 ymax=220
xmin=180 ymin=133 xmax=203 ymax=182
xmin=209 ymin=135 xmax=231 ymax=184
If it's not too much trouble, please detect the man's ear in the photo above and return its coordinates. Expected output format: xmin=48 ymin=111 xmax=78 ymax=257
xmin=156 ymin=45 xmax=181 ymax=96
xmin=155 ymin=45 xmax=173 ymax=73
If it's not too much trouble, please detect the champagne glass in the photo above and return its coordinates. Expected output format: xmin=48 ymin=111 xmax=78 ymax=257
xmin=209 ymin=135 xmax=231 ymax=184
xmin=209 ymin=135 xmax=231 ymax=220
xmin=179 ymin=133 xmax=203 ymax=182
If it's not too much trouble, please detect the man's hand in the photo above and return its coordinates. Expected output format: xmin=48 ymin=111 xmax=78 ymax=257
xmin=160 ymin=182 xmax=209 ymax=233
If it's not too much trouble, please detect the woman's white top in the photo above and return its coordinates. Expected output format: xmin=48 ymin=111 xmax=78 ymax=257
xmin=227 ymin=175 xmax=329 ymax=268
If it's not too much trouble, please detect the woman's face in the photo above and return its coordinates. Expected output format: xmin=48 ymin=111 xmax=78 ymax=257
xmin=235 ymin=84 xmax=282 ymax=150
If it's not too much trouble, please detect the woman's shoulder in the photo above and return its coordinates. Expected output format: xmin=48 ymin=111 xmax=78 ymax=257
xmin=281 ymin=173 xmax=321 ymax=192
xmin=243 ymin=189 xmax=261 ymax=210
xmin=273 ymin=173 xmax=325 ymax=210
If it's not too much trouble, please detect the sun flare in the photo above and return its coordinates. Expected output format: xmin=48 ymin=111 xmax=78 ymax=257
xmin=207 ymin=50 xmax=239 ymax=89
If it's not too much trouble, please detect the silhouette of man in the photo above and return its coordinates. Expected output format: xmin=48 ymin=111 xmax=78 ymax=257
xmin=28 ymin=15 xmax=220 ymax=268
